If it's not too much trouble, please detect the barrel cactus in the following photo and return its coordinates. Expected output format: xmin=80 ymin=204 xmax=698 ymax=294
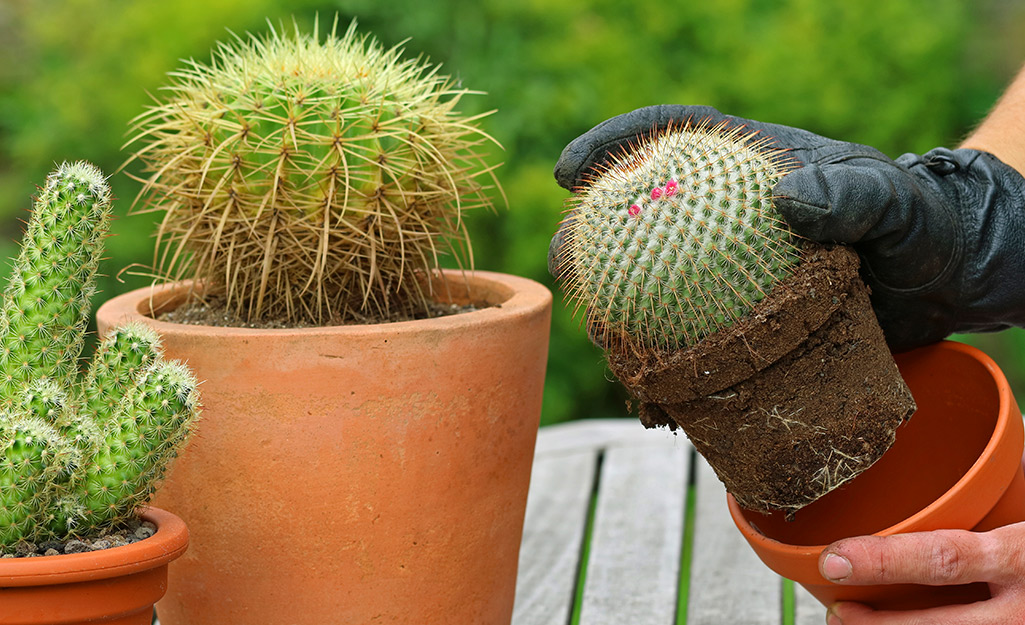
xmin=557 ymin=122 xmax=804 ymax=351
xmin=0 ymin=162 xmax=200 ymax=551
xmin=125 ymin=19 xmax=499 ymax=324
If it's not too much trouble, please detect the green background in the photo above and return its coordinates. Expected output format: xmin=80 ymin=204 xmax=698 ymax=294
xmin=3 ymin=0 xmax=1025 ymax=426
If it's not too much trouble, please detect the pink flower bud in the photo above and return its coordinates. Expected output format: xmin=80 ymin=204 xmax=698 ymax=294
xmin=628 ymin=204 xmax=641 ymax=217
xmin=650 ymin=187 xmax=663 ymax=200
xmin=665 ymin=180 xmax=678 ymax=196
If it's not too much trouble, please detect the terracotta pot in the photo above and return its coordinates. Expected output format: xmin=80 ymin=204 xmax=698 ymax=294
xmin=729 ymin=340 xmax=1025 ymax=611
xmin=0 ymin=507 xmax=189 ymax=625
xmin=96 ymin=270 xmax=552 ymax=625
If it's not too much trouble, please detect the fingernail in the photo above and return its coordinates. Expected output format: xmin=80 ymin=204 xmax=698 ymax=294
xmin=822 ymin=553 xmax=852 ymax=581
xmin=826 ymin=604 xmax=843 ymax=625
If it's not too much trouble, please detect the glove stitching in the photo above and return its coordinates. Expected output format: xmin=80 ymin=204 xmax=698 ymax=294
xmin=936 ymin=177 xmax=967 ymax=340
xmin=815 ymin=152 xmax=892 ymax=167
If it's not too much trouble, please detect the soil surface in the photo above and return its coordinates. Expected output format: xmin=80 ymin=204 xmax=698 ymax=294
xmin=611 ymin=244 xmax=917 ymax=514
xmin=1 ymin=519 xmax=155 ymax=558
xmin=159 ymin=296 xmax=480 ymax=329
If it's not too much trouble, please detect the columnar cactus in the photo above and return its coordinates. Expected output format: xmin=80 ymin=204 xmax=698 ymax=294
xmin=0 ymin=161 xmax=111 ymax=403
xmin=0 ymin=162 xmax=200 ymax=551
xmin=557 ymin=122 xmax=804 ymax=351
xmin=126 ymin=19 xmax=499 ymax=324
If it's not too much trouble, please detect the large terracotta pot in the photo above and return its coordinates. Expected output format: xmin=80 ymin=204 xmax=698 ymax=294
xmin=0 ymin=507 xmax=189 ymax=625
xmin=729 ymin=340 xmax=1025 ymax=611
xmin=96 ymin=270 xmax=552 ymax=625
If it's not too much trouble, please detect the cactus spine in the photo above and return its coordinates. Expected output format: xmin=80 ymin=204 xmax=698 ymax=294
xmin=126 ymin=18 xmax=500 ymax=324
xmin=0 ymin=162 xmax=200 ymax=551
xmin=558 ymin=122 xmax=803 ymax=351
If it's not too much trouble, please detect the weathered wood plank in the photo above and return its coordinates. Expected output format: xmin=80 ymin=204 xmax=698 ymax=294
xmin=687 ymin=457 xmax=781 ymax=624
xmin=512 ymin=449 xmax=598 ymax=625
xmin=578 ymin=442 xmax=689 ymax=624
xmin=534 ymin=418 xmax=685 ymax=457
xmin=795 ymin=581 xmax=828 ymax=625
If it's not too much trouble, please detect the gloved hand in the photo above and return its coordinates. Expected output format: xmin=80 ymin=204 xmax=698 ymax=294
xmin=550 ymin=104 xmax=1025 ymax=352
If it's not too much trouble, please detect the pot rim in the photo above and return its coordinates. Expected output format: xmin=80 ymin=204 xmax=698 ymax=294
xmin=727 ymin=340 xmax=1021 ymax=554
xmin=0 ymin=506 xmax=189 ymax=587
xmin=96 ymin=270 xmax=552 ymax=338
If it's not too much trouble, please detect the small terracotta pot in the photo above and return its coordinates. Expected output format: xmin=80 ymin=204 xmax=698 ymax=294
xmin=0 ymin=507 xmax=189 ymax=625
xmin=96 ymin=270 xmax=552 ymax=625
xmin=729 ymin=340 xmax=1025 ymax=610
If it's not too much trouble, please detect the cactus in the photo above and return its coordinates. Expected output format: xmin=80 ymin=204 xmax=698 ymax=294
xmin=557 ymin=122 xmax=804 ymax=351
xmin=0 ymin=162 xmax=201 ymax=551
xmin=0 ymin=161 xmax=111 ymax=405
xmin=125 ymin=18 xmax=500 ymax=324
xmin=81 ymin=323 xmax=164 ymax=430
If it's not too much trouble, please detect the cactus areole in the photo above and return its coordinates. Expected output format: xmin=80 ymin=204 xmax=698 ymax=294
xmin=557 ymin=122 xmax=916 ymax=514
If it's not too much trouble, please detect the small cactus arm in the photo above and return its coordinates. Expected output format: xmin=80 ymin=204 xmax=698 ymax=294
xmin=20 ymin=378 xmax=98 ymax=451
xmin=0 ymin=417 xmax=79 ymax=545
xmin=557 ymin=122 xmax=803 ymax=351
xmin=67 ymin=361 xmax=200 ymax=536
xmin=82 ymin=322 xmax=164 ymax=431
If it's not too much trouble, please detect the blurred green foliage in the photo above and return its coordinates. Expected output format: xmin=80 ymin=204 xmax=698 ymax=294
xmin=2 ymin=0 xmax=1025 ymax=425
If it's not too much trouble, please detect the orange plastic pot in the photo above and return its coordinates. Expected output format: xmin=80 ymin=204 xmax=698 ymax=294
xmin=0 ymin=507 xmax=189 ymax=625
xmin=96 ymin=270 xmax=552 ymax=625
xmin=729 ymin=340 xmax=1025 ymax=610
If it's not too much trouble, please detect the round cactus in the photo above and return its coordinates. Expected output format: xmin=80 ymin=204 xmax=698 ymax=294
xmin=558 ymin=122 xmax=804 ymax=351
xmin=125 ymin=19 xmax=499 ymax=324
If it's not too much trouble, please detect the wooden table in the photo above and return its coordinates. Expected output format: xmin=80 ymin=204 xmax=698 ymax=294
xmin=512 ymin=418 xmax=828 ymax=625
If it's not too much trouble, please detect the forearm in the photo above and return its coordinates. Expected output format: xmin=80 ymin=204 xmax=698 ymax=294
xmin=960 ymin=63 xmax=1025 ymax=175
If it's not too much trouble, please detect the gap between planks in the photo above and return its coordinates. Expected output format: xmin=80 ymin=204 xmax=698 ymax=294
xmin=514 ymin=419 xmax=828 ymax=625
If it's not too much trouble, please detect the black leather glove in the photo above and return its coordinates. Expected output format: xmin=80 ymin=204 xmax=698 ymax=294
xmin=550 ymin=104 xmax=1025 ymax=352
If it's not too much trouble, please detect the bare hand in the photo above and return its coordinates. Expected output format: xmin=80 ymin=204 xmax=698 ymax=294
xmin=820 ymin=524 xmax=1025 ymax=624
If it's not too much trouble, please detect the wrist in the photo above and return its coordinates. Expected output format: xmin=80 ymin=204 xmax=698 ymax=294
xmin=959 ymin=63 xmax=1025 ymax=177
xmin=959 ymin=137 xmax=1025 ymax=178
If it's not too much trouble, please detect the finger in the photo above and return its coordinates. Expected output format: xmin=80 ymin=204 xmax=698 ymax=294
xmin=827 ymin=593 xmax=1023 ymax=625
xmin=774 ymin=160 xmax=958 ymax=292
xmin=821 ymin=530 xmax=1006 ymax=587
xmin=773 ymin=161 xmax=904 ymax=243
xmin=553 ymin=104 xmax=725 ymax=190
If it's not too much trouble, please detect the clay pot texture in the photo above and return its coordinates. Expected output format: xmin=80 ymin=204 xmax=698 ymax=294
xmin=95 ymin=270 xmax=552 ymax=625
xmin=729 ymin=341 xmax=1025 ymax=611
xmin=0 ymin=507 xmax=188 ymax=625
